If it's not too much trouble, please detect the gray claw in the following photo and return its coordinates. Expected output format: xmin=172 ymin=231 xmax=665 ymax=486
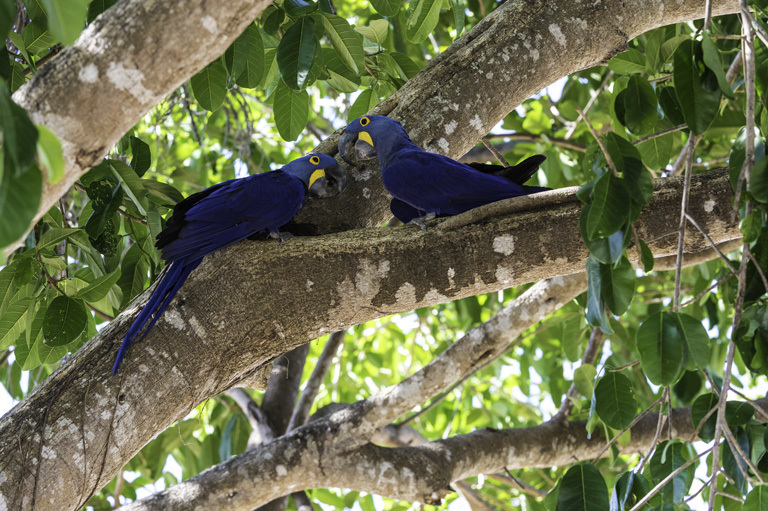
xmin=406 ymin=212 xmax=436 ymax=233
xmin=270 ymin=231 xmax=294 ymax=245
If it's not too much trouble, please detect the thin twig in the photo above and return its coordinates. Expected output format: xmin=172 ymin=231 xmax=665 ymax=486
xmin=684 ymin=213 xmax=738 ymax=273
xmin=636 ymin=387 xmax=669 ymax=474
xmin=746 ymin=246 xmax=768 ymax=293
xmin=703 ymin=0 xmax=713 ymax=30
xmin=483 ymin=133 xmax=587 ymax=152
xmin=673 ymin=137 xmax=699 ymax=311
xmin=733 ymin=12 xmax=756 ymax=221
xmin=680 ymin=272 xmax=736 ymax=308
xmin=720 ymin=420 xmax=766 ymax=484
xmin=592 ymin=393 xmax=667 ymax=462
xmin=574 ymin=106 xmax=618 ymax=177
xmin=632 ymin=124 xmax=686 ymax=146
xmin=553 ymin=328 xmax=604 ymax=422
xmin=481 ymin=137 xmax=510 ymax=166
xmin=741 ymin=7 xmax=768 ymax=48
xmin=629 ymin=447 xmax=713 ymax=511
xmin=565 ymin=70 xmax=614 ymax=140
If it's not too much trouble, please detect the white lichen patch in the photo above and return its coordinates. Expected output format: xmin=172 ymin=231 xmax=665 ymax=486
xmin=496 ymin=266 xmax=514 ymax=285
xmin=704 ymin=200 xmax=716 ymax=213
xmin=306 ymin=280 xmax=314 ymax=291
xmin=0 ymin=469 xmax=7 ymax=484
xmin=164 ymin=309 xmax=185 ymax=330
xmin=201 ymin=15 xmax=218 ymax=34
xmin=424 ymin=289 xmax=449 ymax=304
xmin=447 ymin=267 xmax=456 ymax=288
xmin=548 ymin=24 xmax=567 ymax=46
xmin=444 ymin=121 xmax=458 ymax=136
xmin=41 ymin=445 xmax=57 ymax=460
xmin=437 ymin=138 xmax=450 ymax=152
xmin=106 ymin=62 xmax=156 ymax=104
xmin=189 ymin=316 xmax=206 ymax=338
xmin=493 ymin=235 xmax=516 ymax=255
xmin=469 ymin=114 xmax=483 ymax=131
xmin=276 ymin=464 xmax=287 ymax=477
xmin=395 ymin=282 xmax=417 ymax=308
xmin=362 ymin=187 xmax=371 ymax=199
xmin=78 ymin=63 xmax=99 ymax=83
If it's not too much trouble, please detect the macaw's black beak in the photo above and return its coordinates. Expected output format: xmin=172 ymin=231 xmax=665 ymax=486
xmin=308 ymin=162 xmax=348 ymax=198
xmin=338 ymin=130 xmax=377 ymax=166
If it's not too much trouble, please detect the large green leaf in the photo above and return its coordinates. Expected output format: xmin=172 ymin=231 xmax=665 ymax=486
xmin=599 ymin=256 xmax=635 ymax=315
xmin=190 ymin=60 xmax=228 ymax=111
xmin=22 ymin=20 xmax=56 ymax=55
xmin=690 ymin=393 xmax=718 ymax=442
xmin=556 ymin=464 xmax=609 ymax=511
xmin=450 ymin=0 xmax=465 ymax=35
xmin=37 ymin=227 xmax=83 ymax=250
xmin=355 ymin=19 xmax=389 ymax=46
xmin=273 ymin=79 xmax=308 ymax=141
xmin=0 ymin=165 xmax=42 ymax=249
xmin=594 ymin=372 xmax=636 ymax=430
xmin=649 ymin=441 xmax=694 ymax=503
xmin=110 ymin=159 xmax=148 ymax=215
xmin=637 ymin=121 xmax=674 ymax=170
xmin=586 ymin=172 xmax=630 ymax=240
xmin=0 ymin=297 xmax=34 ymax=349
xmin=636 ymin=311 xmax=686 ymax=386
xmin=36 ymin=125 xmax=65 ymax=183
xmin=1 ymin=0 xmax=14 ymax=39
xmin=129 ymin=135 xmax=152 ymax=177
xmin=0 ymin=82 xmax=39 ymax=173
xmin=348 ymin=89 xmax=379 ymax=122
xmin=700 ymin=32 xmax=735 ymax=99
xmin=744 ymin=485 xmax=768 ymax=511
xmin=40 ymin=0 xmax=88 ymax=45
xmin=608 ymin=49 xmax=646 ymax=75
xmin=750 ymin=155 xmax=768 ymax=203
xmin=370 ymin=0 xmax=400 ymax=16
xmin=320 ymin=13 xmax=364 ymax=75
xmin=729 ymin=127 xmax=766 ymax=192
xmin=323 ymin=48 xmax=360 ymax=93
xmin=405 ymin=0 xmax=442 ymax=44
xmin=284 ymin=0 xmax=317 ymax=16
xmin=623 ymin=76 xmax=657 ymax=135
xmin=676 ymin=312 xmax=712 ymax=370
xmin=76 ymin=268 xmax=121 ymax=303
xmin=86 ymin=0 xmax=118 ymax=23
xmin=277 ymin=16 xmax=316 ymax=90
xmin=233 ymin=23 xmax=265 ymax=88
xmin=43 ymin=295 xmax=88 ymax=347
xmin=673 ymin=39 xmax=720 ymax=135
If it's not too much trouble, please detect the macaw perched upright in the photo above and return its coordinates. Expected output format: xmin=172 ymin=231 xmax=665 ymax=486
xmin=338 ymin=115 xmax=548 ymax=227
xmin=113 ymin=154 xmax=346 ymax=373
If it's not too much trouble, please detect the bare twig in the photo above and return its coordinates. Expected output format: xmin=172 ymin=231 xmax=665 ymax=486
xmin=481 ymin=137 xmax=510 ymax=166
xmin=680 ymin=272 xmax=736 ymax=308
xmin=741 ymin=7 xmax=768 ymax=48
xmin=684 ymin=213 xmax=738 ymax=273
xmin=746 ymin=246 xmax=768 ymax=293
xmin=629 ymin=447 xmax=713 ymax=511
xmin=673 ymin=137 xmax=699 ymax=311
xmin=720 ymin=420 xmax=766 ymax=484
xmin=574 ymin=106 xmax=618 ymax=177
xmin=565 ymin=70 xmax=614 ymax=140
xmin=553 ymin=328 xmax=604 ymax=422
xmin=703 ymin=0 xmax=713 ymax=30
xmin=632 ymin=124 xmax=686 ymax=146
xmin=733 ymin=11 xmax=756 ymax=220
xmin=636 ymin=387 xmax=670 ymax=474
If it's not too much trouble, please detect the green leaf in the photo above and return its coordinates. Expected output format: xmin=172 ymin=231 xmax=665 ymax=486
xmin=608 ymin=49 xmax=646 ymax=75
xmin=190 ymin=60 xmax=228 ymax=111
xmin=649 ymin=441 xmax=694 ymax=503
xmin=142 ymin=179 xmax=184 ymax=206
xmin=130 ymin=136 xmax=152 ymax=177
xmin=636 ymin=311 xmax=687 ymax=386
xmin=348 ymin=89 xmax=379 ymax=122
xmin=594 ymin=372 xmax=637 ymax=430
xmin=277 ymin=16 xmax=316 ymax=90
xmin=450 ymin=0 xmax=465 ymax=35
xmin=0 ymin=297 xmax=33 ymax=349
xmin=0 ymin=82 xmax=39 ymax=173
xmin=750 ymin=156 xmax=768 ymax=203
xmin=676 ymin=312 xmax=712 ymax=370
xmin=76 ymin=268 xmax=121 ymax=303
xmin=744 ymin=485 xmax=768 ymax=511
xmin=323 ymin=48 xmax=360 ymax=93
xmin=586 ymin=254 xmax=608 ymax=329
xmin=23 ymin=0 xmax=46 ymax=21
xmin=574 ymin=363 xmax=597 ymax=400
xmin=611 ymin=471 xmax=650 ymax=511
xmin=390 ymin=52 xmax=420 ymax=80
xmin=586 ymin=172 xmax=630 ymax=240
xmin=1 ymin=0 xmax=14 ymax=39
xmin=370 ymin=0 xmax=400 ymax=16
xmin=36 ymin=125 xmax=65 ymax=184
xmin=658 ymin=86 xmax=685 ymax=126
xmin=22 ymin=20 xmax=56 ymax=54
xmin=729 ymin=127 xmax=766 ymax=192
xmin=43 ymin=295 xmax=88 ymax=347
xmin=622 ymin=76 xmax=658 ymax=135
xmin=556 ymin=464 xmax=609 ymax=511
xmin=639 ymin=239 xmax=654 ymax=272
xmin=673 ymin=39 xmax=721 ymax=135
xmin=636 ymin=122 xmax=674 ymax=170
xmin=405 ymin=0 xmax=442 ymax=44
xmin=723 ymin=426 xmax=749 ymax=495
xmin=284 ymin=0 xmax=317 ymax=16
xmin=110 ymin=159 xmax=148 ymax=215
xmin=742 ymin=212 xmax=762 ymax=244
xmin=355 ymin=19 xmax=389 ymax=46
xmin=599 ymin=256 xmax=635 ymax=315
xmin=320 ymin=14 xmax=364 ymax=75
xmin=701 ymin=32 xmax=735 ymax=100
xmin=273 ymin=79 xmax=308 ymax=141
xmin=233 ymin=24 xmax=265 ymax=89
xmin=117 ymin=243 xmax=149 ymax=307
xmin=40 ymin=0 xmax=88 ymax=45
xmin=0 ymin=46 xmax=11 ymax=82
xmin=726 ymin=401 xmax=755 ymax=427
xmin=37 ymin=227 xmax=82 ymax=250
xmin=86 ymin=0 xmax=117 ymax=24
xmin=0 ymin=165 xmax=42 ymax=249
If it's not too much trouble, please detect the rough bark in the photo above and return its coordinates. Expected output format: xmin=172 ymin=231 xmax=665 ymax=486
xmin=6 ymin=0 xmax=273 ymax=255
xmin=0 ymin=0 xmax=743 ymax=508
xmin=0 ymin=169 xmax=741 ymax=510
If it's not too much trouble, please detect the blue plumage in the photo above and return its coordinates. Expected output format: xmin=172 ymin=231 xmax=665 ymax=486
xmin=113 ymin=154 xmax=345 ymax=373
xmin=338 ymin=115 xmax=547 ymax=226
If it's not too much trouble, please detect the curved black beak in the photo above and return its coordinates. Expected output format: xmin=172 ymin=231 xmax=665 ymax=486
xmin=308 ymin=162 xmax=348 ymax=198
xmin=338 ymin=129 xmax=377 ymax=166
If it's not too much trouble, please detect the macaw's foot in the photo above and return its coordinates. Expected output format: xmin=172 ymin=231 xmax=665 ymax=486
xmin=407 ymin=212 xmax=436 ymax=233
xmin=269 ymin=231 xmax=294 ymax=245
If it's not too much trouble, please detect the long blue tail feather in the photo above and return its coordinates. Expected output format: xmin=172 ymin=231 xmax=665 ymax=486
xmin=112 ymin=258 xmax=200 ymax=373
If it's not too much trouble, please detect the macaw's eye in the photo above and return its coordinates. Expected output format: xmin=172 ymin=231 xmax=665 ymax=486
xmin=309 ymin=155 xmax=320 ymax=165
xmin=360 ymin=117 xmax=370 ymax=127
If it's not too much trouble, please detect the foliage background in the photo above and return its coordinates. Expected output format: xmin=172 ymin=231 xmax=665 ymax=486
xmin=2 ymin=0 xmax=768 ymax=509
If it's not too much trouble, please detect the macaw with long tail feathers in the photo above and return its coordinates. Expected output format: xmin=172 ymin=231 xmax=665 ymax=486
xmin=338 ymin=115 xmax=548 ymax=228
xmin=113 ymin=154 xmax=346 ymax=373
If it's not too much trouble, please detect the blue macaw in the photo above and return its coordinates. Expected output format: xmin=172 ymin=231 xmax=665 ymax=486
xmin=113 ymin=154 xmax=346 ymax=373
xmin=338 ymin=115 xmax=548 ymax=228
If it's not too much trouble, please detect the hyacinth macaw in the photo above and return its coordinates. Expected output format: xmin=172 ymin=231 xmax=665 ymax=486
xmin=113 ymin=154 xmax=346 ymax=373
xmin=338 ymin=115 xmax=548 ymax=228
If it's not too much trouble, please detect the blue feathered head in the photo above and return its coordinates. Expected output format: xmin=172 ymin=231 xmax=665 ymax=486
xmin=337 ymin=115 xmax=411 ymax=165
xmin=282 ymin=154 xmax=347 ymax=198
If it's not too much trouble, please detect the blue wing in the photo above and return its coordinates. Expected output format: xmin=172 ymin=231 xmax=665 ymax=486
xmin=383 ymin=150 xmax=538 ymax=216
xmin=113 ymin=170 xmax=305 ymax=373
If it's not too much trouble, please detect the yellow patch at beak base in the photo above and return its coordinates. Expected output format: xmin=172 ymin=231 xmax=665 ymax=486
xmin=359 ymin=131 xmax=374 ymax=146
xmin=309 ymin=169 xmax=326 ymax=188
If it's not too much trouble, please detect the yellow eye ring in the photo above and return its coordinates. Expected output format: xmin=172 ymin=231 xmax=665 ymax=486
xmin=309 ymin=155 xmax=320 ymax=165
xmin=360 ymin=116 xmax=370 ymax=127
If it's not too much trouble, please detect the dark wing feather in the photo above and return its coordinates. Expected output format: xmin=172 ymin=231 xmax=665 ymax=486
xmin=466 ymin=154 xmax=546 ymax=185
